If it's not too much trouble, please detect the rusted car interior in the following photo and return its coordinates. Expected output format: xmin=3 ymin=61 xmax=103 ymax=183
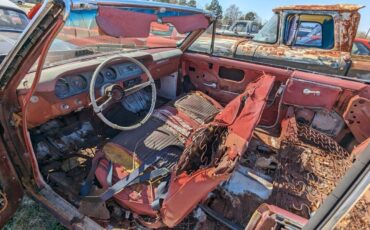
xmin=0 ymin=1 xmax=369 ymax=229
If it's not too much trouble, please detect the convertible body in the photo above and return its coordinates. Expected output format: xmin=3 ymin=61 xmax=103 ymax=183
xmin=0 ymin=1 xmax=369 ymax=229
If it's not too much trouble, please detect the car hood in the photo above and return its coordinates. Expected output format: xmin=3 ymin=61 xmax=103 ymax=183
xmin=0 ymin=30 xmax=83 ymax=65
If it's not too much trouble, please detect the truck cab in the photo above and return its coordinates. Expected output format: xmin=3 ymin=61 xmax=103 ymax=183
xmin=235 ymin=4 xmax=370 ymax=80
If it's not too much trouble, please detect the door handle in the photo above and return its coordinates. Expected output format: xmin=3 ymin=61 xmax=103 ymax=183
xmin=303 ymin=88 xmax=320 ymax=96
xmin=203 ymin=82 xmax=217 ymax=88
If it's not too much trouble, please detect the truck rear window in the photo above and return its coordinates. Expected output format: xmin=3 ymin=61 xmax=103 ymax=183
xmin=284 ymin=14 xmax=334 ymax=49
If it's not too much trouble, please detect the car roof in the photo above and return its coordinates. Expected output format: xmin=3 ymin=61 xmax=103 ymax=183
xmin=0 ymin=0 xmax=26 ymax=13
xmin=354 ymin=38 xmax=370 ymax=43
xmin=273 ymin=4 xmax=365 ymax=13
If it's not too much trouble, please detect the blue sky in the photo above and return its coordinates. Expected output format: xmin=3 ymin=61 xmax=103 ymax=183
xmin=196 ymin=0 xmax=369 ymax=33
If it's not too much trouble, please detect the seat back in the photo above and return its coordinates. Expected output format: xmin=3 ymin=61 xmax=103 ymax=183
xmin=160 ymin=74 xmax=276 ymax=227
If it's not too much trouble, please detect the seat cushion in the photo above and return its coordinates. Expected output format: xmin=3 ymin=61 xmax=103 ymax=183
xmin=173 ymin=91 xmax=222 ymax=124
xmin=95 ymin=91 xmax=222 ymax=216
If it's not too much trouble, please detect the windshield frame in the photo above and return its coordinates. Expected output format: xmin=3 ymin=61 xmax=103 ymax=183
xmin=0 ymin=0 xmax=214 ymax=87
xmin=41 ymin=2 xmax=212 ymax=68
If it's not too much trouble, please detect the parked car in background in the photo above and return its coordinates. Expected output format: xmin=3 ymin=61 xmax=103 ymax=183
xmin=353 ymin=38 xmax=370 ymax=55
xmin=9 ymin=0 xmax=25 ymax=5
xmin=0 ymin=1 xmax=93 ymax=65
xmin=216 ymin=20 xmax=260 ymax=38
xmin=0 ymin=0 xmax=29 ymax=63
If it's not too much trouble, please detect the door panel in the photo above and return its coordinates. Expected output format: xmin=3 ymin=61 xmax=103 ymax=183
xmin=0 ymin=139 xmax=23 ymax=227
xmin=182 ymin=53 xmax=290 ymax=105
xmin=182 ymin=52 xmax=370 ymax=128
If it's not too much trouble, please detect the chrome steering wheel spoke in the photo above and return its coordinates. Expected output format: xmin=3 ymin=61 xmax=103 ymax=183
xmin=124 ymin=81 xmax=152 ymax=96
xmin=96 ymin=96 xmax=114 ymax=113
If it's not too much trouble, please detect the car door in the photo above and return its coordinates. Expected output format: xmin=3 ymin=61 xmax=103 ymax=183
xmin=185 ymin=20 xmax=370 ymax=129
xmin=347 ymin=55 xmax=370 ymax=81
xmin=347 ymin=42 xmax=370 ymax=81
xmin=187 ymin=23 xmax=268 ymax=105
xmin=0 ymin=138 xmax=23 ymax=227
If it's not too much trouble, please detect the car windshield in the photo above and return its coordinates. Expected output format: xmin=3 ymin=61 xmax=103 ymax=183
xmin=0 ymin=7 xmax=29 ymax=32
xmin=252 ymin=14 xmax=278 ymax=43
xmin=43 ymin=8 xmax=189 ymax=67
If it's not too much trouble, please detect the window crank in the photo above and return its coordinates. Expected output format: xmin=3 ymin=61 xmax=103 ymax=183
xmin=303 ymin=88 xmax=320 ymax=96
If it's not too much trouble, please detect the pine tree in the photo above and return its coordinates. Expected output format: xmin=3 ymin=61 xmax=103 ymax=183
xmin=205 ymin=0 xmax=223 ymax=19
xmin=178 ymin=0 xmax=187 ymax=6
xmin=187 ymin=0 xmax=196 ymax=7
xmin=244 ymin=12 xmax=257 ymax=21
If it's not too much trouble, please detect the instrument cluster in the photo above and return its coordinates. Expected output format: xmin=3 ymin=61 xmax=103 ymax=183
xmin=55 ymin=62 xmax=143 ymax=99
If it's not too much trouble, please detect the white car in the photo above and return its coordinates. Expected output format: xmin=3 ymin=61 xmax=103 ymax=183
xmin=0 ymin=0 xmax=29 ymax=62
xmin=9 ymin=0 xmax=26 ymax=5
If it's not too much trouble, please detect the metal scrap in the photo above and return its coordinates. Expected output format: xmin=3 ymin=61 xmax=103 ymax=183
xmin=0 ymin=190 xmax=7 ymax=213
xmin=270 ymin=118 xmax=353 ymax=218
xmin=334 ymin=189 xmax=370 ymax=230
xmin=255 ymin=156 xmax=279 ymax=170
xmin=176 ymin=125 xmax=227 ymax=175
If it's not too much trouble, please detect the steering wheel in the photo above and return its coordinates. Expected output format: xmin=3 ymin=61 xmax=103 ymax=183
xmin=89 ymin=55 xmax=156 ymax=131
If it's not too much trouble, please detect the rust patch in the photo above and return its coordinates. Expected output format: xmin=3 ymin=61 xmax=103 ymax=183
xmin=343 ymin=95 xmax=370 ymax=142
xmin=273 ymin=4 xmax=364 ymax=13
xmin=334 ymin=189 xmax=370 ymax=230
xmin=0 ymin=190 xmax=8 ymax=213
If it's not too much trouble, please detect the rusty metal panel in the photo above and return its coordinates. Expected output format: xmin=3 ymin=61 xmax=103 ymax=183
xmin=347 ymin=55 xmax=370 ymax=81
xmin=273 ymin=4 xmax=364 ymax=13
xmin=339 ymin=11 xmax=361 ymax=53
xmin=235 ymin=7 xmax=364 ymax=76
xmin=0 ymin=140 xmax=23 ymax=227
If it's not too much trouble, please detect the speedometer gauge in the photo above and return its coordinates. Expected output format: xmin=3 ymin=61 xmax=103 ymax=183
xmin=104 ymin=68 xmax=117 ymax=81
xmin=55 ymin=78 xmax=70 ymax=98
xmin=70 ymin=75 xmax=87 ymax=90
xmin=96 ymin=72 xmax=105 ymax=87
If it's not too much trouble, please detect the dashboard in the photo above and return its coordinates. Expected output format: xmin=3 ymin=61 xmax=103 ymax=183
xmin=55 ymin=62 xmax=143 ymax=99
xmin=17 ymin=48 xmax=183 ymax=127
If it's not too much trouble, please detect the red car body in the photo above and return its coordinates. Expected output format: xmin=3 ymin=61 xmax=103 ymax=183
xmin=355 ymin=37 xmax=370 ymax=50
xmin=0 ymin=1 xmax=369 ymax=230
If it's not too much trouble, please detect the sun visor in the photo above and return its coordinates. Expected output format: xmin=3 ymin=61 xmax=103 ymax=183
xmin=96 ymin=6 xmax=156 ymax=38
xmin=96 ymin=6 xmax=210 ymax=38
xmin=162 ymin=14 xmax=209 ymax=34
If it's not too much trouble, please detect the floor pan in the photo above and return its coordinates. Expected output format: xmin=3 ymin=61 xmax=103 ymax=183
xmin=200 ymin=124 xmax=354 ymax=228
